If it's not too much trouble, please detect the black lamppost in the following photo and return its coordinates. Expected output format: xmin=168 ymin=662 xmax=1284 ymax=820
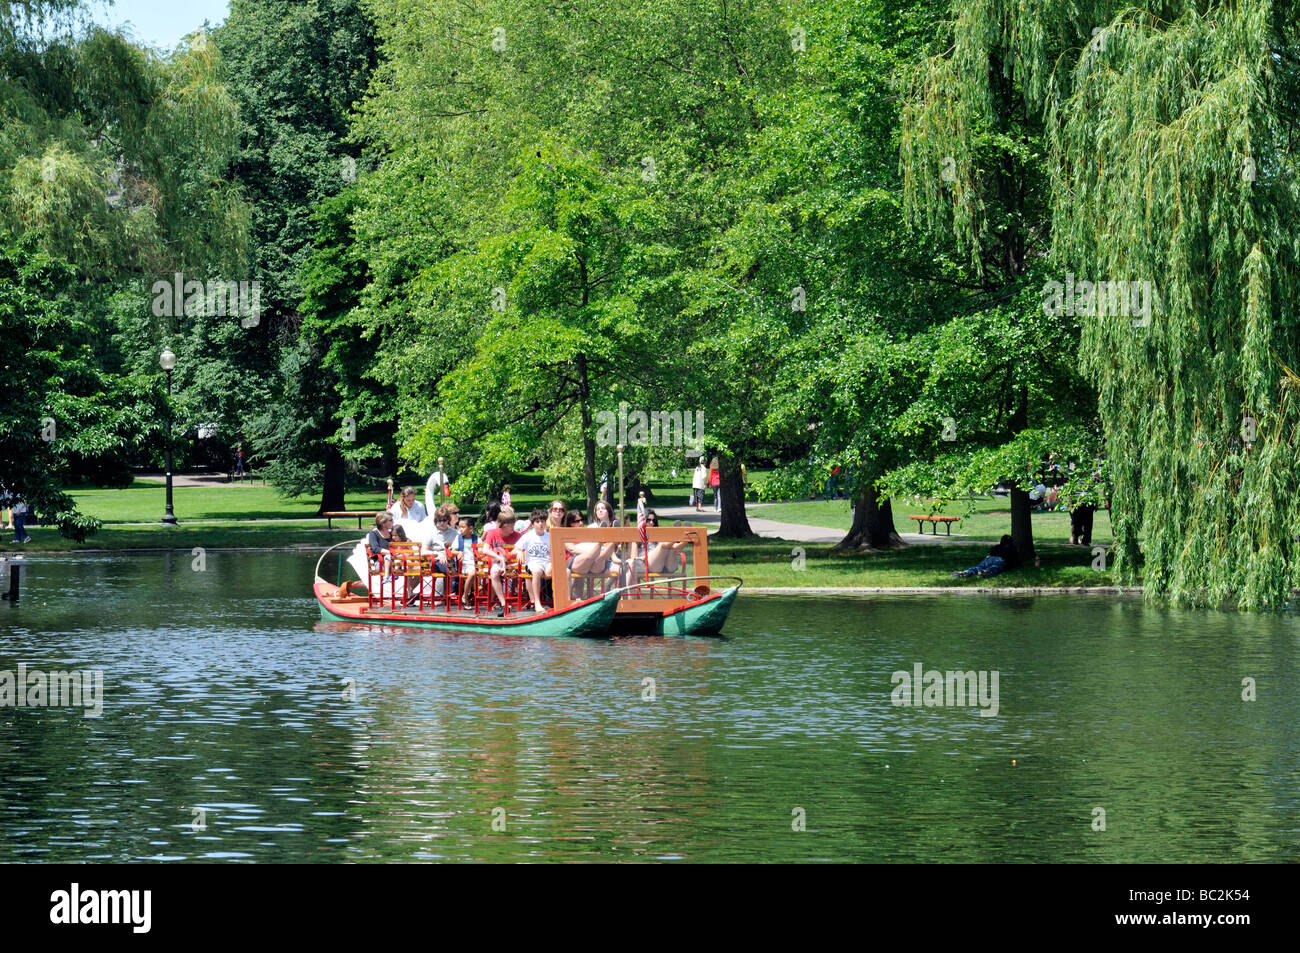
xmin=160 ymin=347 xmax=178 ymax=525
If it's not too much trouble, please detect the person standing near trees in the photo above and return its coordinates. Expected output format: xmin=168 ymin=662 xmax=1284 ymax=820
xmin=708 ymin=457 xmax=721 ymax=512
xmin=425 ymin=465 xmax=450 ymax=514
xmin=11 ymin=496 xmax=30 ymax=544
xmin=691 ymin=459 xmax=708 ymax=511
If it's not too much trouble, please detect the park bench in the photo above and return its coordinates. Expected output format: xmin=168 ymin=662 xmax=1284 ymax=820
xmin=907 ymin=514 xmax=961 ymax=535
xmin=323 ymin=510 xmax=381 ymax=529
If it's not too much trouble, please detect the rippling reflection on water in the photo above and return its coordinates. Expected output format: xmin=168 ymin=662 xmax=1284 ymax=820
xmin=1 ymin=552 xmax=1298 ymax=862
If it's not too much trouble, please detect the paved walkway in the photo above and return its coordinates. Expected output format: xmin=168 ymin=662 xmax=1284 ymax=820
xmin=651 ymin=501 xmax=989 ymax=546
xmin=135 ymin=471 xmax=265 ymax=487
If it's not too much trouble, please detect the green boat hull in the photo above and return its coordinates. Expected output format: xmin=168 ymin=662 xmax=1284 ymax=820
xmin=654 ymin=585 xmax=739 ymax=636
xmin=317 ymin=585 xmax=621 ymax=638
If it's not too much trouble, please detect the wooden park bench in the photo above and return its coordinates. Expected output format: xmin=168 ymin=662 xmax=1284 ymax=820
xmin=907 ymin=514 xmax=962 ymax=535
xmin=323 ymin=510 xmax=381 ymax=529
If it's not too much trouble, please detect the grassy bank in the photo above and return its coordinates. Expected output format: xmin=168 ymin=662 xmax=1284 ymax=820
xmin=702 ymin=536 xmax=1121 ymax=588
xmin=754 ymin=495 xmax=1114 ymax=545
xmin=12 ymin=521 xmax=1124 ymax=589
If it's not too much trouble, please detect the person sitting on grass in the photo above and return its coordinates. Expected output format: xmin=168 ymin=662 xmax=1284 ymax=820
xmin=951 ymin=535 xmax=1021 ymax=579
xmin=514 ymin=509 xmax=552 ymax=611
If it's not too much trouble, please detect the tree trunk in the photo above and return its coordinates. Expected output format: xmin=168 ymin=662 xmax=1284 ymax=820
xmin=1009 ymin=486 xmax=1034 ymax=560
xmin=576 ymin=351 xmax=598 ymax=514
xmin=626 ymin=474 xmax=654 ymax=506
xmin=838 ymin=480 xmax=906 ymax=550
xmin=715 ymin=454 xmax=754 ymax=538
xmin=1008 ymin=385 xmax=1035 ymax=560
xmin=319 ymin=443 xmax=346 ymax=514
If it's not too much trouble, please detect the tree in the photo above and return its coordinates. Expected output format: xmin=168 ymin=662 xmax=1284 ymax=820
xmin=1050 ymin=1 xmax=1300 ymax=607
xmin=213 ymin=0 xmax=376 ymax=507
xmin=0 ymin=237 xmax=108 ymax=540
xmin=894 ymin=0 xmax=1101 ymax=560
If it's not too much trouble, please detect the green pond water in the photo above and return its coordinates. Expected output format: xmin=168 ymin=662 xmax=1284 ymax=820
xmin=0 ymin=551 xmax=1297 ymax=862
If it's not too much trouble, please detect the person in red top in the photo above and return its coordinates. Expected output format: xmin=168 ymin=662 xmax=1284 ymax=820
xmin=482 ymin=504 xmax=523 ymax=615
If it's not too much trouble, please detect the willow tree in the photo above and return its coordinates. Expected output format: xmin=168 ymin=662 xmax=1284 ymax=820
xmin=896 ymin=1 xmax=1113 ymax=559
xmin=1051 ymin=2 xmax=1300 ymax=608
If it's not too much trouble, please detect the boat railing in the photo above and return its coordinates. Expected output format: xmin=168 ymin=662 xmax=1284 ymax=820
xmin=613 ymin=576 xmax=744 ymax=601
xmin=314 ymin=538 xmax=362 ymax=587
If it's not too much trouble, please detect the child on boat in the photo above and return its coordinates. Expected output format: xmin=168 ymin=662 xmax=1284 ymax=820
xmin=483 ymin=505 xmax=523 ymax=615
xmin=515 ymin=509 xmax=552 ymax=611
xmin=451 ymin=516 xmax=478 ymax=597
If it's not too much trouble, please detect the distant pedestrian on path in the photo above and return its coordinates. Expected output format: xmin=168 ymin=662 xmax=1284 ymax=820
xmin=425 ymin=465 xmax=451 ymax=514
xmin=234 ymin=443 xmax=245 ymax=479
xmin=691 ymin=459 xmax=707 ymax=511
xmin=11 ymin=497 xmax=31 ymax=544
xmin=708 ymin=457 xmax=721 ymax=512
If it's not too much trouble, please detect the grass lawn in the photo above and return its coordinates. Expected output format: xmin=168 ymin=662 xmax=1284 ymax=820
xmin=754 ymin=494 xmax=1113 ymax=545
xmin=14 ymin=521 xmax=1127 ymax=590
xmin=702 ymin=535 xmax=1124 ymax=588
xmin=65 ymin=477 xmax=618 ymax=524
xmin=13 ymin=521 xmax=367 ymax=552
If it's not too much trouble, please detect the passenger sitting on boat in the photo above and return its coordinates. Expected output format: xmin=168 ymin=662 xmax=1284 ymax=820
xmin=546 ymin=499 xmax=567 ymax=530
xmin=365 ymin=513 xmax=401 ymax=580
xmin=630 ymin=509 xmax=686 ymax=583
xmin=590 ymin=499 xmax=614 ymax=527
xmin=434 ymin=504 xmax=459 ymax=547
xmin=563 ymin=510 xmax=619 ymax=598
xmin=481 ymin=501 xmax=501 ymax=534
xmin=452 ymin=517 xmax=478 ymax=590
xmin=514 ymin=509 xmax=552 ymax=610
xmin=483 ymin=505 xmax=523 ymax=615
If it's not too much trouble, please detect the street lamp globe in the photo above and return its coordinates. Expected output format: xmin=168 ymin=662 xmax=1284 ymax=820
xmin=159 ymin=347 xmax=176 ymax=372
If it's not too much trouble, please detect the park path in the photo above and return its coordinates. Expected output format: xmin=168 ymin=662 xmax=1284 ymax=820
xmin=135 ymin=471 xmax=262 ymax=487
xmin=651 ymin=501 xmax=989 ymax=546
xmin=121 ymin=479 xmax=991 ymax=544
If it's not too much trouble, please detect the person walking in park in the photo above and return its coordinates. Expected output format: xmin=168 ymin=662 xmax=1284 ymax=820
xmin=708 ymin=457 xmax=721 ymax=512
xmin=10 ymin=496 xmax=30 ymax=543
xmin=691 ymin=458 xmax=707 ymax=511
xmin=425 ymin=464 xmax=450 ymax=514
xmin=234 ymin=443 xmax=245 ymax=479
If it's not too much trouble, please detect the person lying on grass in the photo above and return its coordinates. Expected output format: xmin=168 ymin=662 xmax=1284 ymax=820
xmin=951 ymin=535 xmax=1022 ymax=579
